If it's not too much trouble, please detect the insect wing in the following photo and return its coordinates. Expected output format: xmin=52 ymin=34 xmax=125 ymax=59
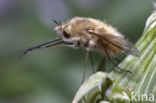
xmin=93 ymin=31 xmax=140 ymax=57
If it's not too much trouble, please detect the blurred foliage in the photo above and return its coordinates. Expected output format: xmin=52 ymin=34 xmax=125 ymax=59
xmin=0 ymin=0 xmax=154 ymax=103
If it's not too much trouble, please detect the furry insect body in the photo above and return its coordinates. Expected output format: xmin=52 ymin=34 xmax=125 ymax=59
xmin=55 ymin=17 xmax=140 ymax=57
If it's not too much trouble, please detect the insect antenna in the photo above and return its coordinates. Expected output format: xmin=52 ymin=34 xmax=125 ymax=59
xmin=20 ymin=37 xmax=62 ymax=57
xmin=104 ymin=48 xmax=132 ymax=73
xmin=53 ymin=19 xmax=62 ymax=25
xmin=89 ymin=52 xmax=95 ymax=74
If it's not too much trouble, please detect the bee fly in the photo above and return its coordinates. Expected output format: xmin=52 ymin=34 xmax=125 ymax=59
xmin=21 ymin=17 xmax=140 ymax=83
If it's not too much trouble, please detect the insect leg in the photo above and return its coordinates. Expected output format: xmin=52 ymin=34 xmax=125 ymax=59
xmin=114 ymin=58 xmax=121 ymax=63
xmin=81 ymin=51 xmax=89 ymax=84
xmin=114 ymin=53 xmax=126 ymax=63
xmin=104 ymin=48 xmax=132 ymax=73
xmin=97 ymin=56 xmax=106 ymax=72
xmin=89 ymin=52 xmax=95 ymax=74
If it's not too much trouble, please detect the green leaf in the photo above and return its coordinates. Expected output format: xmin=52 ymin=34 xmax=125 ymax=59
xmin=72 ymin=72 xmax=113 ymax=103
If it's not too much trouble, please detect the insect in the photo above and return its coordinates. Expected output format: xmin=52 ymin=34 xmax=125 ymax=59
xmin=21 ymin=17 xmax=140 ymax=83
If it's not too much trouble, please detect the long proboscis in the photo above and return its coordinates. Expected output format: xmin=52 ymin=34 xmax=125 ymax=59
xmin=20 ymin=37 xmax=62 ymax=56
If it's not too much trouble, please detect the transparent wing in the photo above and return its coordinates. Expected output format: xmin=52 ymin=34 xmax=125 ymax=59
xmin=93 ymin=32 xmax=140 ymax=57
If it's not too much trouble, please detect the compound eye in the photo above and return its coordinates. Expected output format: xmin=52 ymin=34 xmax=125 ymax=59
xmin=63 ymin=30 xmax=70 ymax=38
xmin=63 ymin=25 xmax=71 ymax=38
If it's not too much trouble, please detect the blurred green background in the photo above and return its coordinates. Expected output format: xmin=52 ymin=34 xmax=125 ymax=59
xmin=0 ymin=0 xmax=154 ymax=103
